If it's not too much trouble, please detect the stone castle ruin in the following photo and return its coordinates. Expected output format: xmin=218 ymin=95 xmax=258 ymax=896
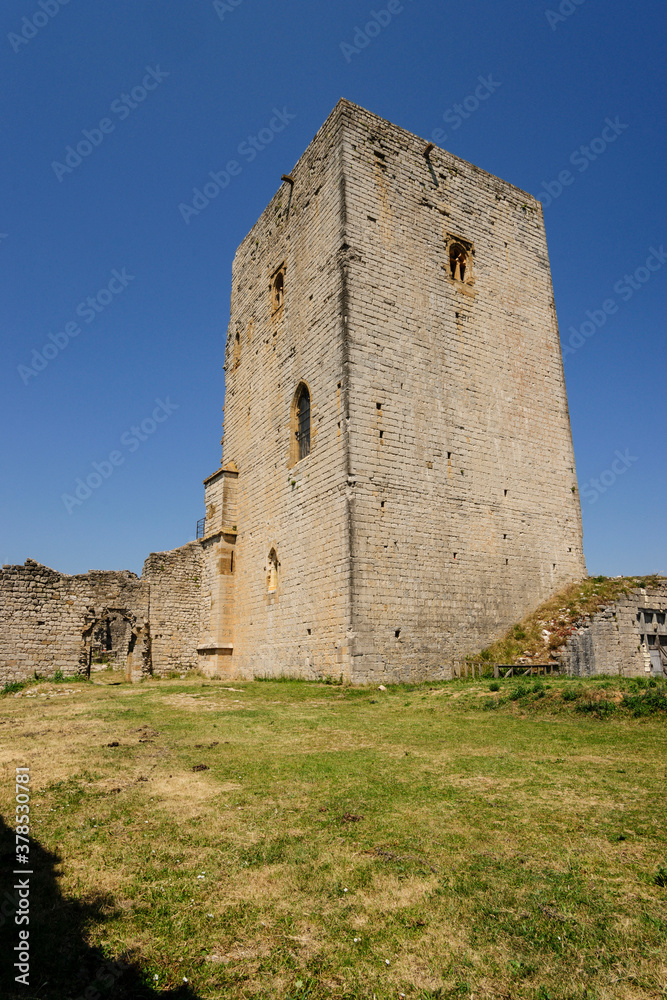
xmin=3 ymin=98 xmax=625 ymax=686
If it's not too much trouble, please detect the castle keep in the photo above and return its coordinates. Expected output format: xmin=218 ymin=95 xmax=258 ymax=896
xmin=1 ymin=100 xmax=590 ymax=684
xmin=195 ymin=98 xmax=586 ymax=683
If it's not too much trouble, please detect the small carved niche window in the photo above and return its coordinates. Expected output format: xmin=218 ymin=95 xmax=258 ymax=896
xmin=271 ymin=267 xmax=285 ymax=313
xmin=449 ymin=243 xmax=468 ymax=281
xmin=446 ymin=236 xmax=474 ymax=284
xmin=267 ymin=549 xmax=279 ymax=593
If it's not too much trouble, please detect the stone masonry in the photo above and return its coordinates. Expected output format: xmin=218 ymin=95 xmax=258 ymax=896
xmin=0 ymin=546 xmax=205 ymax=684
xmin=198 ymin=99 xmax=586 ymax=681
xmin=560 ymin=585 xmax=667 ymax=678
xmin=0 ymin=560 xmax=150 ymax=684
xmin=0 ymin=100 xmax=588 ymax=685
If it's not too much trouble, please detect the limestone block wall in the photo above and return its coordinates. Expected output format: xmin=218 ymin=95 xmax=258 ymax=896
xmin=338 ymin=102 xmax=586 ymax=682
xmin=0 ymin=560 xmax=149 ymax=684
xmin=213 ymin=102 xmax=352 ymax=679
xmin=560 ymin=586 xmax=667 ymax=677
xmin=198 ymin=467 xmax=239 ymax=673
xmin=203 ymin=467 xmax=225 ymax=536
xmin=142 ymin=542 xmax=204 ymax=675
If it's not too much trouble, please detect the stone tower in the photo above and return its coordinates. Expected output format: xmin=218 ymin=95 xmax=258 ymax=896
xmin=196 ymin=99 xmax=586 ymax=683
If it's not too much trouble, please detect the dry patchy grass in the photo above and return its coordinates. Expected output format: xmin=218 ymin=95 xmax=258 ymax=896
xmin=0 ymin=672 xmax=665 ymax=999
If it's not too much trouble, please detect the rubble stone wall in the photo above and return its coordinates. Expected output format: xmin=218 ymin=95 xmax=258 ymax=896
xmin=142 ymin=542 xmax=205 ymax=675
xmin=0 ymin=560 xmax=149 ymax=684
xmin=560 ymin=586 xmax=667 ymax=677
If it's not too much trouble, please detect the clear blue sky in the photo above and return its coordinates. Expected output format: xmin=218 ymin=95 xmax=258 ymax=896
xmin=1 ymin=0 xmax=665 ymax=577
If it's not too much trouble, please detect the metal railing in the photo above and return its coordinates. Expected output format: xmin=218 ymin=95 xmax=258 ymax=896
xmin=196 ymin=516 xmax=206 ymax=540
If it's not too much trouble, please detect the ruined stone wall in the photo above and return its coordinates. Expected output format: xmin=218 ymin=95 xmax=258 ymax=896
xmin=339 ymin=102 xmax=586 ymax=682
xmin=560 ymin=586 xmax=667 ymax=677
xmin=142 ymin=542 xmax=204 ymax=675
xmin=211 ymin=103 xmax=352 ymax=679
xmin=0 ymin=544 xmax=207 ymax=683
xmin=0 ymin=560 xmax=149 ymax=684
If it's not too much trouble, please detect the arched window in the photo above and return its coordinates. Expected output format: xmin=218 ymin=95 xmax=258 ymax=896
xmin=288 ymin=382 xmax=312 ymax=467
xmin=271 ymin=269 xmax=284 ymax=313
xmin=449 ymin=242 xmax=468 ymax=281
xmin=295 ymin=384 xmax=310 ymax=460
xmin=267 ymin=549 xmax=279 ymax=593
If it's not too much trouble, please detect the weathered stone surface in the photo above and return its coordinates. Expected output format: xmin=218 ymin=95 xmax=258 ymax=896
xmin=142 ymin=543 xmax=204 ymax=675
xmin=0 ymin=560 xmax=150 ymax=683
xmin=200 ymin=99 xmax=586 ymax=682
xmin=560 ymin=586 xmax=667 ymax=677
xmin=0 ymin=543 xmax=207 ymax=683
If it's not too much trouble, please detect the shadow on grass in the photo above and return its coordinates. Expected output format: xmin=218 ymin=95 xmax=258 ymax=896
xmin=0 ymin=814 xmax=200 ymax=1000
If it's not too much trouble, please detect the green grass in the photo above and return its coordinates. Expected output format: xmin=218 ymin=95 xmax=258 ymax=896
xmin=0 ymin=673 xmax=665 ymax=999
xmin=2 ymin=671 xmax=89 ymax=695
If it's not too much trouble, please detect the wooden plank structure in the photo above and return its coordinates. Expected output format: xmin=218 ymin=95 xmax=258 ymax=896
xmin=451 ymin=662 xmax=561 ymax=680
xmin=493 ymin=663 xmax=560 ymax=678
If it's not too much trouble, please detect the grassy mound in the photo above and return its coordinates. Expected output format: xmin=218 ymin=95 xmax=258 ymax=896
xmin=468 ymin=574 xmax=666 ymax=669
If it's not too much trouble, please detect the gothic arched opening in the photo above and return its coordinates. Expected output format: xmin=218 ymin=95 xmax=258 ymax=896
xmin=267 ymin=549 xmax=279 ymax=593
xmin=449 ymin=242 xmax=468 ymax=281
xmin=80 ymin=610 xmax=151 ymax=679
xmin=271 ymin=268 xmax=285 ymax=313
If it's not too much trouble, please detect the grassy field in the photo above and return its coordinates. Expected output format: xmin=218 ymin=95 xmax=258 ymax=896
xmin=0 ymin=672 xmax=665 ymax=1000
